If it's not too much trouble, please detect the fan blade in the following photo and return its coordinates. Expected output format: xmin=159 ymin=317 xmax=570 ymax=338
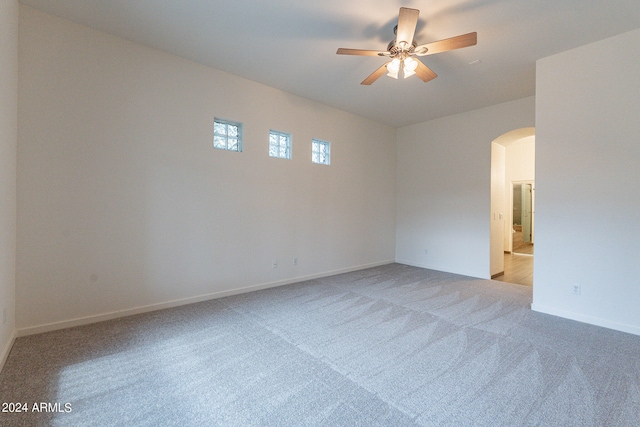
xmin=361 ymin=62 xmax=390 ymax=85
xmin=336 ymin=48 xmax=388 ymax=56
xmin=395 ymin=7 xmax=420 ymax=49
xmin=414 ymin=59 xmax=438 ymax=82
xmin=415 ymin=32 xmax=477 ymax=56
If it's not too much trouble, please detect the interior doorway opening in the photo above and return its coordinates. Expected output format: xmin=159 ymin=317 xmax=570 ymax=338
xmin=490 ymin=128 xmax=535 ymax=286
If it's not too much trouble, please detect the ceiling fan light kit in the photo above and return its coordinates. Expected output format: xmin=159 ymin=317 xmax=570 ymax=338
xmin=404 ymin=57 xmax=418 ymax=77
xmin=387 ymin=58 xmax=400 ymax=79
xmin=337 ymin=7 xmax=477 ymax=85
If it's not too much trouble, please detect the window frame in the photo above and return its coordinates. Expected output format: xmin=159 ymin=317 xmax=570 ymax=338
xmin=311 ymin=139 xmax=331 ymax=165
xmin=213 ymin=118 xmax=243 ymax=152
xmin=269 ymin=130 xmax=292 ymax=159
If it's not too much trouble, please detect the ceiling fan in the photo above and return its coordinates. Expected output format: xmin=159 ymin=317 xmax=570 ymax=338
xmin=337 ymin=7 xmax=477 ymax=85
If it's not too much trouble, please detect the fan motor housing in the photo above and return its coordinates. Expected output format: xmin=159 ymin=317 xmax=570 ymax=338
xmin=387 ymin=40 xmax=417 ymax=56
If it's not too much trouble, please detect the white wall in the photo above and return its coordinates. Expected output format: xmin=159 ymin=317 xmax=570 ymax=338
xmin=0 ymin=0 xmax=19 ymax=368
xmin=505 ymin=137 xmax=535 ymax=184
xmin=533 ymin=28 xmax=640 ymax=335
xmin=17 ymin=7 xmax=396 ymax=334
xmin=396 ymin=97 xmax=535 ymax=278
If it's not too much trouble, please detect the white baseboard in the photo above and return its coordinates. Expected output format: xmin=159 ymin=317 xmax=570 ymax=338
xmin=531 ymin=303 xmax=640 ymax=336
xmin=17 ymin=260 xmax=395 ymax=337
xmin=395 ymin=258 xmax=489 ymax=280
xmin=395 ymin=259 xmax=428 ymax=269
xmin=1 ymin=330 xmax=16 ymax=372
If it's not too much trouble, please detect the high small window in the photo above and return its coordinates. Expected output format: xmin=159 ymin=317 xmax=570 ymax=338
xmin=312 ymin=139 xmax=330 ymax=165
xmin=213 ymin=118 xmax=242 ymax=152
xmin=269 ymin=130 xmax=291 ymax=159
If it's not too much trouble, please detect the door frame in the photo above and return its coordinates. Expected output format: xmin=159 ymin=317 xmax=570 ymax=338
xmin=511 ymin=180 xmax=535 ymax=254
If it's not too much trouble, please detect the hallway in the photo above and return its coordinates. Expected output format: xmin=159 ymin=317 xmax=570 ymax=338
xmin=493 ymin=253 xmax=533 ymax=286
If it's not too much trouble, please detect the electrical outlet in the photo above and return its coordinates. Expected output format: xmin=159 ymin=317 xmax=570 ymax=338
xmin=572 ymin=284 xmax=581 ymax=295
xmin=272 ymin=260 xmax=278 ymax=269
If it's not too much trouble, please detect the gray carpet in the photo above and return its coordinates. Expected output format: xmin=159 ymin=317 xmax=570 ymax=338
xmin=1 ymin=263 xmax=639 ymax=426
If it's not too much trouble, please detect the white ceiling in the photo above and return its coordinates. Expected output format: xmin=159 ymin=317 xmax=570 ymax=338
xmin=19 ymin=0 xmax=640 ymax=128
